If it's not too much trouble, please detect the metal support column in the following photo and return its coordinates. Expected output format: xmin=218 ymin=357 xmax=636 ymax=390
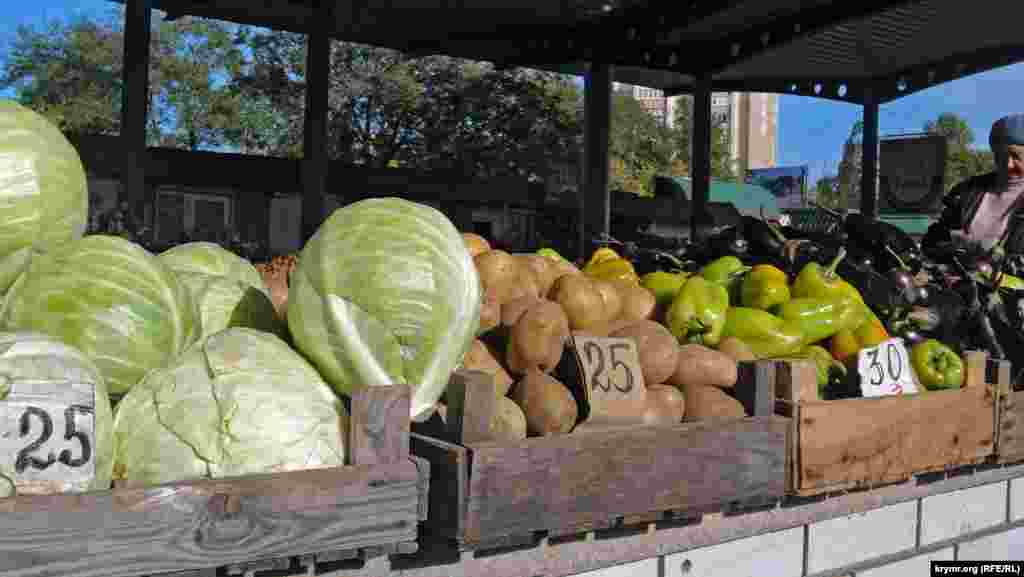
xmin=690 ymin=76 xmax=712 ymax=242
xmin=860 ymin=87 xmax=880 ymax=219
xmin=301 ymin=26 xmax=330 ymax=242
xmin=581 ymin=63 xmax=613 ymax=259
xmin=120 ymin=0 xmax=152 ymax=238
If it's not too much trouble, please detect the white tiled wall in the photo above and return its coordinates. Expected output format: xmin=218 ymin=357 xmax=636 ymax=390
xmin=807 ymin=501 xmax=918 ymax=573
xmin=664 ymin=527 xmax=804 ymax=577
xmin=957 ymin=527 xmax=1024 ymax=560
xmin=564 ymin=478 xmax=1024 ymax=577
xmin=857 ymin=548 xmax=954 ymax=577
xmin=920 ymin=483 xmax=1007 ymax=545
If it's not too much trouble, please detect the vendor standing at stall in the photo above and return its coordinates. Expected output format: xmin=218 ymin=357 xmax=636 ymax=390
xmin=922 ymin=114 xmax=1024 ymax=259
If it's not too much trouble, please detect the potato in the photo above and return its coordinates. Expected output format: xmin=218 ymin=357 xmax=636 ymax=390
xmin=517 ymin=262 xmax=543 ymax=300
xmin=479 ymin=290 xmax=501 ymax=334
xmin=613 ymin=281 xmax=657 ymax=322
xmin=507 ymin=300 xmax=570 ymax=375
xmin=682 ymin=384 xmax=746 ymax=422
xmin=511 ymin=370 xmax=578 ymax=436
xmin=550 ymin=273 xmax=608 ymax=330
xmin=501 ymin=295 xmax=542 ymax=328
xmin=642 ymin=384 xmax=686 ymax=425
xmin=490 ymin=397 xmax=528 ymax=441
xmin=611 ymin=320 xmax=679 ymax=386
xmin=572 ymin=318 xmax=637 ymax=338
xmin=517 ymin=254 xmax=562 ymax=297
xmin=592 ymin=279 xmax=623 ymax=322
xmin=462 ymin=233 xmax=492 ymax=258
xmin=717 ymin=337 xmax=756 ymax=362
xmin=669 ymin=344 xmax=739 ymax=389
xmin=475 ymin=250 xmax=522 ymax=303
xmin=461 ymin=339 xmax=515 ymax=397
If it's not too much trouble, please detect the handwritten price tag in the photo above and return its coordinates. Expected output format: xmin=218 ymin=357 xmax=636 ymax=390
xmin=856 ymin=338 xmax=918 ymax=398
xmin=0 ymin=381 xmax=96 ymax=494
xmin=570 ymin=335 xmax=646 ymax=420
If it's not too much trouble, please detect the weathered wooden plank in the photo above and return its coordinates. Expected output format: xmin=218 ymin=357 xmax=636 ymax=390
xmin=794 ymin=384 xmax=996 ymax=493
xmin=461 ymin=417 xmax=789 ymax=544
xmin=410 ymin=433 xmax=469 ymax=540
xmin=0 ymin=461 xmax=420 ymax=577
xmin=349 ymin=384 xmax=411 ymax=466
xmin=736 ymin=360 xmax=778 ymax=416
xmin=446 ymin=371 xmax=495 ymax=444
xmin=412 ymin=456 xmax=431 ymax=522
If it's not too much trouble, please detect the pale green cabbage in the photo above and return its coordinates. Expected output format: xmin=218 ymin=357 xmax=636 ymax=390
xmin=0 ymin=332 xmax=113 ymax=496
xmin=158 ymin=242 xmax=267 ymax=292
xmin=158 ymin=242 xmax=282 ymax=341
xmin=175 ymin=273 xmax=283 ymax=341
xmin=287 ymin=197 xmax=481 ymax=420
xmin=0 ymin=235 xmax=196 ymax=396
xmin=0 ymin=100 xmax=89 ymax=294
xmin=111 ymin=328 xmax=347 ymax=486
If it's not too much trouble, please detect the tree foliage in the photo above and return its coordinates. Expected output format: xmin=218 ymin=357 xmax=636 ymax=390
xmin=924 ymin=112 xmax=995 ymax=192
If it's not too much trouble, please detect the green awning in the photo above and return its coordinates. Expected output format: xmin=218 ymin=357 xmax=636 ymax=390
xmin=655 ymin=176 xmax=779 ymax=218
xmin=878 ymin=215 xmax=934 ymax=236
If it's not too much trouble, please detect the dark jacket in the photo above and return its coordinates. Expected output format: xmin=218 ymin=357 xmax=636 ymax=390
xmin=922 ymin=172 xmax=1024 ymax=258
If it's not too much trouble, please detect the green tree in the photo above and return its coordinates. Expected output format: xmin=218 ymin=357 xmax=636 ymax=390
xmin=608 ymin=92 xmax=673 ymax=195
xmin=813 ymin=175 xmax=842 ymax=208
xmin=924 ymin=112 xmax=996 ymax=192
xmin=671 ymin=95 xmax=736 ymax=181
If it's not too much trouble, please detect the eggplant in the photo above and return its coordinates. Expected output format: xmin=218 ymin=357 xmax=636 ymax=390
xmin=742 ymin=216 xmax=786 ymax=258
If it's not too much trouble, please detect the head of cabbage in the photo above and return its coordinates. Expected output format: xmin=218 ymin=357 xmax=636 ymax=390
xmin=0 ymin=332 xmax=113 ymax=497
xmin=287 ymin=197 xmax=480 ymax=421
xmin=0 ymin=235 xmax=196 ymax=396
xmin=158 ymin=242 xmax=283 ymax=341
xmin=112 ymin=328 xmax=347 ymax=486
xmin=0 ymin=100 xmax=89 ymax=295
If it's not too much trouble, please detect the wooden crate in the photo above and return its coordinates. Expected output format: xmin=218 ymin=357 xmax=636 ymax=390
xmin=0 ymin=385 xmax=429 ymax=577
xmin=412 ymin=370 xmax=789 ymax=553
xmin=995 ymin=365 xmax=1024 ymax=464
xmin=769 ymin=352 xmax=1008 ymax=496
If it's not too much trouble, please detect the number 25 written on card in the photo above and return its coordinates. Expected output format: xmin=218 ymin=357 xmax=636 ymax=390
xmin=571 ymin=336 xmax=646 ymax=419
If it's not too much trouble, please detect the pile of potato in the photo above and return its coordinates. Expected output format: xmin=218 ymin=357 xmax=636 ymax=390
xmin=453 ymin=234 xmax=748 ymax=441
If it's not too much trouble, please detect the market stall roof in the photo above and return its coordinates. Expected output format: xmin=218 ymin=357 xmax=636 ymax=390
xmin=115 ymin=0 xmax=1024 ymax=105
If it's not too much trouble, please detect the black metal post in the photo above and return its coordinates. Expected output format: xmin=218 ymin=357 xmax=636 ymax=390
xmin=581 ymin=63 xmax=612 ymax=259
xmin=860 ymin=87 xmax=880 ymax=219
xmin=690 ymin=76 xmax=712 ymax=241
xmin=120 ymin=0 xmax=152 ymax=238
xmin=301 ymin=27 xmax=330 ymax=242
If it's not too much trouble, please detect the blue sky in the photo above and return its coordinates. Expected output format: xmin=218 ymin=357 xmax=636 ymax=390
xmin=3 ymin=0 xmax=1022 ymax=185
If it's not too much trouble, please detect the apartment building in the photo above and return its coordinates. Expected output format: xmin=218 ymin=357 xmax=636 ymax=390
xmin=613 ymin=83 xmax=778 ymax=174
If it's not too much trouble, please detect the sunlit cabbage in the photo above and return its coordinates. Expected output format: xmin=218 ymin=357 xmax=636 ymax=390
xmin=0 ymin=100 xmax=89 ymax=294
xmin=175 ymin=274 xmax=283 ymax=341
xmin=288 ymin=197 xmax=481 ymax=421
xmin=0 ymin=332 xmax=113 ymax=497
xmin=158 ymin=242 xmax=266 ymax=291
xmin=111 ymin=328 xmax=347 ymax=486
xmin=0 ymin=235 xmax=196 ymax=396
xmin=158 ymin=242 xmax=282 ymax=341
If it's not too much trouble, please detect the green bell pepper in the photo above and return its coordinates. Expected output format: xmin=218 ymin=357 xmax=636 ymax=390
xmin=791 ymin=247 xmax=863 ymax=304
xmin=666 ymin=275 xmax=730 ymax=346
xmin=977 ymin=270 xmax=1024 ymax=290
xmin=700 ymin=256 xmax=750 ymax=290
xmin=910 ymin=339 xmax=964 ymax=391
xmin=772 ymin=296 xmax=866 ymax=347
xmin=741 ymin=264 xmax=791 ymax=310
xmin=721 ymin=307 xmax=804 ymax=359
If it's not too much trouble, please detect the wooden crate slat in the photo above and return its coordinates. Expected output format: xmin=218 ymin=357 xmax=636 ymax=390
xmin=461 ymin=417 xmax=789 ymax=544
xmin=410 ymin=433 xmax=469 ymax=539
xmin=0 ymin=461 xmax=420 ymax=577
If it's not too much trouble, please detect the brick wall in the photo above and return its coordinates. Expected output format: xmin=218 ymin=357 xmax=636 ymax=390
xmin=567 ymin=477 xmax=1024 ymax=577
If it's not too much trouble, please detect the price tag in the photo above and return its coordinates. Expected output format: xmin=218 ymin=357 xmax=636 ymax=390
xmin=569 ymin=335 xmax=646 ymax=420
xmin=856 ymin=338 xmax=918 ymax=397
xmin=0 ymin=381 xmax=96 ymax=494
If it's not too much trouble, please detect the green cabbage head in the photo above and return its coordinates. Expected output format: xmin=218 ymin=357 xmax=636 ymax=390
xmin=112 ymin=328 xmax=348 ymax=486
xmin=0 ymin=332 xmax=113 ymax=497
xmin=158 ymin=242 xmax=282 ymax=341
xmin=288 ymin=197 xmax=481 ymax=421
xmin=0 ymin=100 xmax=89 ymax=294
xmin=0 ymin=235 xmax=196 ymax=396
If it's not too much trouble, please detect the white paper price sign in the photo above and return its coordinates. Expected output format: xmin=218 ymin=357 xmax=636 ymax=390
xmin=0 ymin=382 xmax=96 ymax=494
xmin=856 ymin=338 xmax=918 ymax=397
xmin=570 ymin=335 xmax=646 ymax=420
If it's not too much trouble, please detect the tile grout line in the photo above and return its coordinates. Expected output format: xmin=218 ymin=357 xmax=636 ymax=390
xmin=802 ymin=524 xmax=810 ymax=577
xmin=915 ymin=497 xmax=923 ymax=550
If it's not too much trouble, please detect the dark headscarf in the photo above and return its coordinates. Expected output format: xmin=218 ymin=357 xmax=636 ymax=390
xmin=991 ymin=115 xmax=1024 ymax=184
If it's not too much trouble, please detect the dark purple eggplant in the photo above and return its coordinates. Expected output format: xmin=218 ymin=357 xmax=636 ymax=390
xmin=742 ymin=216 xmax=786 ymax=258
